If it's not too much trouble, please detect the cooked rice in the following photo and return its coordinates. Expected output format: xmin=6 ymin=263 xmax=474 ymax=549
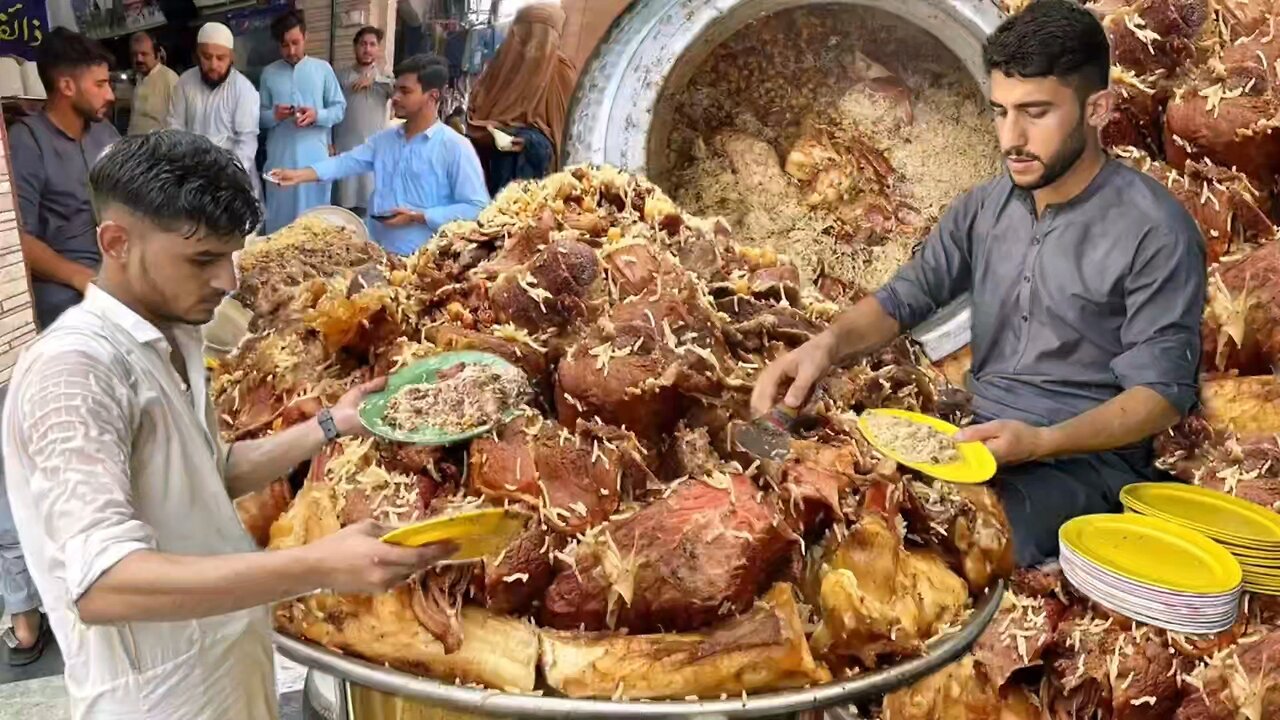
xmin=385 ymin=362 xmax=530 ymax=434
xmin=864 ymin=414 xmax=960 ymax=465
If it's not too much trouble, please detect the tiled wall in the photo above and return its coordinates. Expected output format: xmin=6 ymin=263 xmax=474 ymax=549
xmin=0 ymin=122 xmax=37 ymax=385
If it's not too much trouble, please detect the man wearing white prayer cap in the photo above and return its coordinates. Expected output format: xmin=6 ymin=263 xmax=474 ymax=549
xmin=168 ymin=22 xmax=263 ymax=201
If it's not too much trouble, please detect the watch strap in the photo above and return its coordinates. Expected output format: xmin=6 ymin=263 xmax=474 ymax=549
xmin=317 ymin=408 xmax=341 ymax=442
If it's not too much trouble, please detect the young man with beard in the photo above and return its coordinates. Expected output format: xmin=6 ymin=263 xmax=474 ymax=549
xmin=751 ymin=0 xmax=1206 ymax=566
xmin=333 ymin=26 xmax=393 ymax=216
xmin=126 ymin=31 xmax=178 ymax=135
xmin=259 ymin=9 xmax=346 ymax=233
xmin=11 ymin=27 xmax=119 ymax=331
xmin=2 ymin=131 xmax=454 ymax=718
xmin=167 ymin=22 xmax=262 ymax=199
xmin=272 ymin=55 xmax=487 ymax=255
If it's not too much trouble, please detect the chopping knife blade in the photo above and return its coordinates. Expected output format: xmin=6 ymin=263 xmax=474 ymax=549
xmin=732 ymin=405 xmax=800 ymax=462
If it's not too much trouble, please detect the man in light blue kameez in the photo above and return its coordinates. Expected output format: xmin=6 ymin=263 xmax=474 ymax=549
xmin=270 ymin=55 xmax=488 ymax=256
xmin=259 ymin=9 xmax=346 ymax=233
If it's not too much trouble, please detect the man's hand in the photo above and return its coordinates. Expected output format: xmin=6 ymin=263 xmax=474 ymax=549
xmin=330 ymin=377 xmax=387 ymax=437
xmin=273 ymin=104 xmax=295 ymax=121
xmin=268 ymin=168 xmax=315 ymax=187
xmin=306 ymin=520 xmax=456 ymax=595
xmin=750 ymin=333 xmax=837 ymax=417
xmin=352 ymin=74 xmax=373 ymax=92
xmin=955 ymin=419 xmax=1050 ymax=466
xmin=295 ymin=107 xmax=318 ymax=127
xmin=380 ymin=208 xmax=425 ymax=227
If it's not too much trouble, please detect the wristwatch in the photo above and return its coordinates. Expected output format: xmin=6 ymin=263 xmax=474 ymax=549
xmin=317 ymin=408 xmax=342 ymax=442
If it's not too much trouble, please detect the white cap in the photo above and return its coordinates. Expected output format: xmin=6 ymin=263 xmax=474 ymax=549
xmin=197 ymin=22 xmax=234 ymax=50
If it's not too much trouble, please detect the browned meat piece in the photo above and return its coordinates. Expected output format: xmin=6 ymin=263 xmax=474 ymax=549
xmin=902 ymin=480 xmax=1015 ymax=593
xmin=1164 ymin=82 xmax=1280 ymax=196
xmin=1101 ymin=73 xmax=1166 ymax=156
xmin=468 ymin=416 xmax=652 ymax=535
xmin=1202 ymin=241 xmax=1280 ymax=375
xmin=555 ymin=292 xmax=732 ymax=451
xmin=1116 ymin=146 xmax=1274 ymax=266
xmin=779 ymin=438 xmax=868 ymax=534
xmin=427 ymin=325 xmax=551 ymax=396
xmin=660 ymin=424 xmax=722 ymax=482
xmin=1011 ymin=565 xmax=1068 ymax=599
xmin=1092 ymin=0 xmax=1206 ymax=76
xmin=409 ymin=566 xmax=473 ymax=654
xmin=971 ymin=591 xmax=1068 ymax=686
xmin=1045 ymin=609 xmax=1180 ymax=720
xmin=1213 ymin=0 xmax=1278 ymax=40
xmin=1174 ymin=629 xmax=1280 ymax=720
xmin=541 ymin=473 xmax=794 ymax=632
xmin=235 ymin=478 xmax=294 ymax=548
xmin=812 ymin=509 xmax=969 ymax=667
xmin=880 ymin=656 xmax=1001 ymax=720
xmin=489 ymin=237 xmax=603 ymax=333
xmin=473 ymin=519 xmax=560 ymax=615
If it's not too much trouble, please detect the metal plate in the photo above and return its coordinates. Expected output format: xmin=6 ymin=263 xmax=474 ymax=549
xmin=300 ymin=205 xmax=372 ymax=244
xmin=274 ymin=580 xmax=1004 ymax=719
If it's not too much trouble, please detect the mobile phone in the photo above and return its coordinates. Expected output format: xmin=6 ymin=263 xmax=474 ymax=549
xmin=370 ymin=212 xmax=396 ymax=221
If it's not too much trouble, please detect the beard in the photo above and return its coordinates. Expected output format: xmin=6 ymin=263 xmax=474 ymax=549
xmin=201 ymin=68 xmax=230 ymax=89
xmin=1005 ymin=119 xmax=1088 ymax=191
xmin=73 ymin=96 xmax=107 ymax=123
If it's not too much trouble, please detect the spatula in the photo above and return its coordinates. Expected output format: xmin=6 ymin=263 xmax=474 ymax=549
xmin=731 ymin=405 xmax=800 ymax=462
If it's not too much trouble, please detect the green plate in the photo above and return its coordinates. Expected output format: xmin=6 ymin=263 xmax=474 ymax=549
xmin=359 ymin=351 xmax=526 ymax=445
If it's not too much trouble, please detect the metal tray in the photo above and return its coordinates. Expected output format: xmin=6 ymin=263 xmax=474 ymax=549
xmin=273 ymin=579 xmax=1004 ymax=719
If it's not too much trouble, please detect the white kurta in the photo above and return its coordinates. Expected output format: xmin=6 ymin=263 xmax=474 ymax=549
xmin=128 ymin=63 xmax=179 ymax=135
xmin=1 ymin=286 xmax=276 ymax=720
xmin=168 ymin=68 xmax=263 ymax=200
xmin=333 ymin=64 xmax=392 ymax=210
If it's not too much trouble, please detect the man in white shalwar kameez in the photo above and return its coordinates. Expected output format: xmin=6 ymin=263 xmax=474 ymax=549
xmin=334 ymin=26 xmax=392 ymax=215
xmin=2 ymin=130 xmax=453 ymax=720
xmin=167 ymin=23 xmax=261 ymax=200
xmin=259 ymin=9 xmax=346 ymax=233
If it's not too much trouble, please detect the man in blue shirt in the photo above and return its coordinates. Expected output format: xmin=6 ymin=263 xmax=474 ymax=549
xmin=271 ymin=54 xmax=489 ymax=255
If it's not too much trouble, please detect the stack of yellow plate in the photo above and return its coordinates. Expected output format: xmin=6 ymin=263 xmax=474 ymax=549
xmin=1059 ymin=514 xmax=1242 ymax=633
xmin=1120 ymin=482 xmax=1280 ymax=594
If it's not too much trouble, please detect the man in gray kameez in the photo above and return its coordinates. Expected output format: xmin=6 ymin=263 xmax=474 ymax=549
xmin=334 ymin=26 xmax=393 ymax=215
xmin=752 ymin=0 xmax=1205 ymax=566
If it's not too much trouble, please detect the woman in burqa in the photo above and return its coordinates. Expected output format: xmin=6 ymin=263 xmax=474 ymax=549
xmin=466 ymin=3 xmax=577 ymax=194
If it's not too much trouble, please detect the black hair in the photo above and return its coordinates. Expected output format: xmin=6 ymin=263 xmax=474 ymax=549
xmin=270 ymin=9 xmax=306 ymax=43
xmin=393 ymin=54 xmax=448 ymax=92
xmin=90 ymin=130 xmax=263 ymax=240
xmin=353 ymin=26 xmax=384 ymax=46
xmin=983 ymin=0 xmax=1111 ymax=97
xmin=37 ymin=27 xmax=112 ymax=94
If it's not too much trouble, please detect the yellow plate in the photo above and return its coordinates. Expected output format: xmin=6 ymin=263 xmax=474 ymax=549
xmin=1120 ymin=483 xmax=1280 ymax=544
xmin=1060 ymin=514 xmax=1242 ymax=595
xmin=1242 ymin=581 xmax=1280 ymax=595
xmin=380 ymin=508 xmax=529 ymax=562
xmin=1125 ymin=506 xmax=1280 ymax=551
xmin=857 ymin=409 xmax=997 ymax=484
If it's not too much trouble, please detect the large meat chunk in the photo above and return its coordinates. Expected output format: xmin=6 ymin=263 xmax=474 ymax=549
xmin=555 ymin=291 xmax=733 ymax=451
xmin=1174 ymin=629 xmax=1280 ymax=720
xmin=1044 ymin=610 xmax=1181 ymax=720
xmin=488 ymin=236 xmax=604 ymax=334
xmin=811 ymin=510 xmax=969 ymax=668
xmin=880 ymin=656 xmax=1001 ymax=720
xmin=468 ymin=415 xmax=654 ymax=535
xmin=902 ymin=479 xmax=1015 ymax=593
xmin=1202 ymin=241 xmax=1280 ymax=375
xmin=539 ymin=583 xmax=830 ymax=699
xmin=1097 ymin=0 xmax=1207 ymax=77
xmin=1102 ymin=71 xmax=1167 ymax=156
xmin=1115 ymin=146 xmax=1274 ymax=265
xmin=473 ymin=519 xmax=561 ymax=615
xmin=540 ymin=473 xmax=795 ymax=633
xmin=1167 ymin=73 xmax=1280 ymax=190
xmin=971 ymin=591 xmax=1068 ymax=686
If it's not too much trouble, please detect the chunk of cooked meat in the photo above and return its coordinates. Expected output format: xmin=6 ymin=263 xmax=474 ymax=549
xmin=468 ymin=415 xmax=653 ymax=535
xmin=1044 ymin=609 xmax=1180 ymax=720
xmin=902 ymin=480 xmax=1015 ymax=593
xmin=1174 ymin=629 xmax=1280 ymax=720
xmin=880 ymin=656 xmax=1000 ymax=720
xmin=539 ymin=583 xmax=831 ymax=699
xmin=811 ymin=511 xmax=969 ymax=667
xmin=971 ymin=591 xmax=1068 ymax=686
xmin=541 ymin=473 xmax=795 ymax=632
xmin=473 ymin=519 xmax=561 ymax=615
xmin=409 ymin=566 xmax=472 ymax=654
